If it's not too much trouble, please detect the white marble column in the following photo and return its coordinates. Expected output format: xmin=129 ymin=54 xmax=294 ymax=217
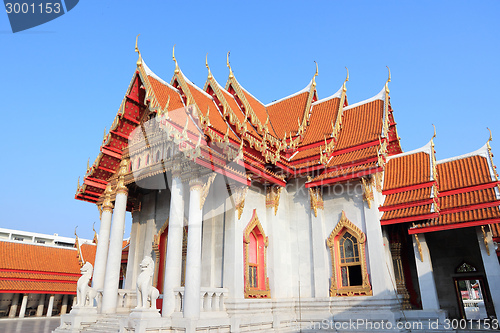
xmin=124 ymin=217 xmax=140 ymax=290
xmin=184 ymin=176 xmax=203 ymax=319
xmin=162 ymin=159 xmax=185 ymax=317
xmin=60 ymin=295 xmax=68 ymax=315
xmin=36 ymin=294 xmax=45 ymax=317
xmin=476 ymin=226 xmax=500 ymax=318
xmin=46 ymin=295 xmax=55 ymax=317
xmin=18 ymin=294 xmax=28 ymax=318
xmin=412 ymin=233 xmax=440 ymax=309
xmin=101 ymin=159 xmax=129 ymax=314
xmin=93 ymin=183 xmax=114 ymax=291
xmin=9 ymin=293 xmax=19 ymax=318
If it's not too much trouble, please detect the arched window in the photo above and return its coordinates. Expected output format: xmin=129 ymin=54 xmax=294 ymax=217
xmin=243 ymin=210 xmax=270 ymax=298
xmin=327 ymin=211 xmax=372 ymax=296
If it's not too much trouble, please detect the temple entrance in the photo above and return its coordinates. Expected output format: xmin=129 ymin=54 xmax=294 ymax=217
xmin=453 ymin=262 xmax=494 ymax=320
xmin=154 ymin=223 xmax=188 ymax=313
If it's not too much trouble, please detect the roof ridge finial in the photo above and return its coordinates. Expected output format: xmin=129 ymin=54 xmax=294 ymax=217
xmin=343 ymin=67 xmax=349 ymax=92
xmin=173 ymin=44 xmax=180 ymax=74
xmin=206 ymin=53 xmax=212 ymax=79
xmin=312 ymin=61 xmax=319 ymax=87
xmin=488 ymin=127 xmax=493 ymax=143
xmin=432 ymin=124 xmax=437 ymax=140
xmin=227 ymin=51 xmax=234 ymax=79
xmin=135 ymin=34 xmax=142 ymax=67
xmin=385 ymin=66 xmax=391 ymax=93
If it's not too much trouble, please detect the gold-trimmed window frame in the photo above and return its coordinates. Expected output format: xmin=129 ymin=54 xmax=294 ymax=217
xmin=243 ymin=209 xmax=270 ymax=298
xmin=327 ymin=211 xmax=372 ymax=297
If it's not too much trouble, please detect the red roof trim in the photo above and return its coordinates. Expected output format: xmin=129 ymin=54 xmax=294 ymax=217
xmin=243 ymin=161 xmax=286 ymax=186
xmin=382 ymin=181 xmax=436 ymax=196
xmin=408 ymin=218 xmax=500 ymax=235
xmin=380 ymin=212 xmax=440 ymax=226
xmin=1 ymin=278 xmax=76 ymax=284
xmin=110 ymin=130 xmax=130 ymax=141
xmin=83 ymin=179 xmax=106 ymax=190
xmin=101 ymin=147 xmax=122 ymax=159
xmin=0 ymin=290 xmax=76 ymax=295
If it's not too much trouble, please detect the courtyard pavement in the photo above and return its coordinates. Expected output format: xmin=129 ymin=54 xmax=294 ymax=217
xmin=0 ymin=317 xmax=60 ymax=333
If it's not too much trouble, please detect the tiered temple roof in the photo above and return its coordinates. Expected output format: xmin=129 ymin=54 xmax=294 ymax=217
xmin=74 ymin=41 xmax=499 ymax=243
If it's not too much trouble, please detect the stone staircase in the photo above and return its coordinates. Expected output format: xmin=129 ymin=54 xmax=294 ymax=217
xmin=81 ymin=314 xmax=126 ymax=333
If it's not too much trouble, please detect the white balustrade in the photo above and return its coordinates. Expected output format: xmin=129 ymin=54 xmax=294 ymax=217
xmin=172 ymin=287 xmax=228 ymax=314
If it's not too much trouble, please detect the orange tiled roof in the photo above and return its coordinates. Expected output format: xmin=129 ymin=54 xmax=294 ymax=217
xmin=384 ymin=152 xmax=431 ymax=190
xmin=381 ymin=204 xmax=432 ymax=221
xmin=267 ymin=92 xmax=309 ymax=139
xmin=383 ymin=188 xmax=432 ymax=206
xmin=438 ymin=155 xmax=492 ymax=192
xmin=80 ymin=243 xmax=97 ymax=267
xmin=334 ymin=100 xmax=384 ymax=151
xmin=300 ymin=97 xmax=341 ymax=146
xmin=0 ymin=241 xmax=81 ymax=293
xmin=311 ymin=162 xmax=378 ymax=182
xmin=148 ymin=76 xmax=184 ymax=111
xmin=440 ymin=188 xmax=497 ymax=210
xmin=0 ymin=242 xmax=81 ymax=274
xmin=416 ymin=206 xmax=500 ymax=229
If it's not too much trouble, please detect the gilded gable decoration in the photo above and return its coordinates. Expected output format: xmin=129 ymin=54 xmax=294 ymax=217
xmin=200 ymin=173 xmax=217 ymax=210
xmin=327 ymin=211 xmax=372 ymax=297
xmin=266 ymin=186 xmax=282 ymax=215
xmin=308 ymin=181 xmax=323 ymax=217
xmin=234 ymin=186 xmax=248 ymax=220
xmin=361 ymin=177 xmax=374 ymax=208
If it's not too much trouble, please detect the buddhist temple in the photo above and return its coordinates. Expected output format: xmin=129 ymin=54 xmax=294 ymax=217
xmin=60 ymin=38 xmax=500 ymax=332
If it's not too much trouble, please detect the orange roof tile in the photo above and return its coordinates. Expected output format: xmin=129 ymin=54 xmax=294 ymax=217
xmin=311 ymin=162 xmax=378 ymax=182
xmin=383 ymin=187 xmax=433 ymax=206
xmin=334 ymin=100 xmax=384 ymax=151
xmin=384 ymin=152 xmax=431 ymax=190
xmin=239 ymin=86 xmax=268 ymax=127
xmin=428 ymin=206 xmax=500 ymax=226
xmin=491 ymin=223 xmax=500 ymax=239
xmin=148 ymin=76 xmax=184 ymax=111
xmin=327 ymin=146 xmax=379 ymax=167
xmin=437 ymin=155 xmax=492 ymax=192
xmin=0 ymin=242 xmax=81 ymax=274
xmin=0 ymin=280 xmax=76 ymax=293
xmin=267 ymin=92 xmax=309 ymax=139
xmin=440 ymin=188 xmax=498 ymax=210
xmin=381 ymin=204 xmax=432 ymax=221
xmin=301 ymin=97 xmax=341 ymax=146
xmin=80 ymin=243 xmax=97 ymax=267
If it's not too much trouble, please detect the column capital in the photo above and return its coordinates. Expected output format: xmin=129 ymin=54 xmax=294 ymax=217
xmin=102 ymin=183 xmax=114 ymax=212
xmin=172 ymin=155 xmax=183 ymax=179
xmin=116 ymin=159 xmax=129 ymax=195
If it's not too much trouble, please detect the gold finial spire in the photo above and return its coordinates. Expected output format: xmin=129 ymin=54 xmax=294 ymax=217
xmin=385 ymin=66 xmax=391 ymax=93
xmin=227 ymin=51 xmax=234 ymax=78
xmin=102 ymin=127 xmax=107 ymax=143
xmin=312 ymin=61 xmax=319 ymax=87
xmin=87 ymin=158 xmax=90 ymax=172
xmin=432 ymin=124 xmax=437 ymax=140
xmin=74 ymin=226 xmax=78 ymax=238
xmin=173 ymin=44 xmax=180 ymax=74
xmin=343 ymin=67 xmax=349 ymax=92
xmin=206 ymin=53 xmax=212 ymax=79
xmin=77 ymin=177 xmax=80 ymax=190
xmin=488 ymin=127 xmax=493 ymax=142
xmin=135 ymin=34 xmax=142 ymax=67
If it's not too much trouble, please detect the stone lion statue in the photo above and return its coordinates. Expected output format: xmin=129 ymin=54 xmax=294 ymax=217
xmin=76 ymin=262 xmax=97 ymax=307
xmin=136 ymin=256 xmax=159 ymax=309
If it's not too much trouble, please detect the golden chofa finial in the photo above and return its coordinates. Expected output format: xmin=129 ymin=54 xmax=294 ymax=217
xmin=205 ymin=53 xmax=212 ymax=79
xmin=135 ymin=34 xmax=142 ymax=67
xmin=432 ymin=124 xmax=437 ymax=139
xmin=385 ymin=66 xmax=391 ymax=93
xmin=343 ymin=67 xmax=349 ymax=92
xmin=312 ymin=61 xmax=319 ymax=87
xmin=488 ymin=127 xmax=493 ymax=142
xmin=173 ymin=44 xmax=180 ymax=74
xmin=74 ymin=226 xmax=78 ymax=237
xmin=227 ymin=51 xmax=234 ymax=78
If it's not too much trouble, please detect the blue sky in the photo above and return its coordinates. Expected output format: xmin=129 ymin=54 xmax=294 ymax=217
xmin=0 ymin=1 xmax=499 ymax=240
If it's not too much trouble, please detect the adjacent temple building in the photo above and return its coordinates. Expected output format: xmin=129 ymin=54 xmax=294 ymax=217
xmin=63 ymin=39 xmax=500 ymax=333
